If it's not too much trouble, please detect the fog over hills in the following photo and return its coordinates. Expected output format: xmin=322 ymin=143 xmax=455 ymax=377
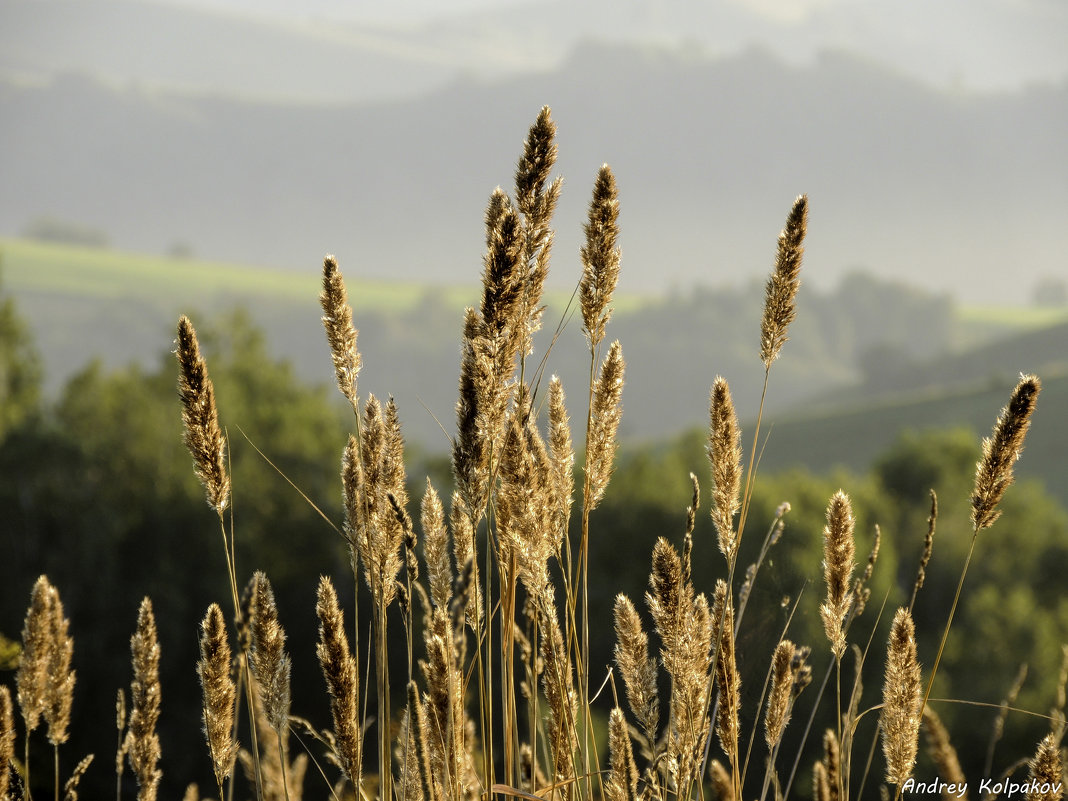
xmin=3 ymin=39 xmax=1065 ymax=304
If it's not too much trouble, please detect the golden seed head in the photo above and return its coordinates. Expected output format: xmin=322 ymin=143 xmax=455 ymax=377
xmin=882 ymin=608 xmax=922 ymax=787
xmin=971 ymin=374 xmax=1041 ymax=531
xmin=760 ymin=194 xmax=807 ymax=367
xmin=176 ymin=316 xmax=230 ymax=513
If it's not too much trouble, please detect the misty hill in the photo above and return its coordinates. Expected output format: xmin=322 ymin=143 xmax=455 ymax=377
xmin=2 ymin=40 xmax=1065 ymax=305
xmin=4 ymin=0 xmax=1065 ymax=99
xmin=5 ymin=237 xmax=1065 ymax=459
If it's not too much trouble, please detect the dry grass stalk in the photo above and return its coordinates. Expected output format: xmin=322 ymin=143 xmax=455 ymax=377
xmin=421 ymin=607 xmax=470 ymax=800
xmin=450 ymin=493 xmax=483 ymax=629
xmin=707 ymin=376 xmax=742 ymax=562
xmin=126 ymin=597 xmax=162 ymax=801
xmin=712 ymin=581 xmax=740 ymax=778
xmin=498 ymin=390 xmax=556 ymax=599
xmin=822 ymin=729 xmax=840 ymax=801
xmin=1026 ymin=734 xmax=1064 ymax=801
xmin=421 ymin=479 xmax=452 ymax=611
xmin=921 ymin=708 xmax=967 ymax=800
xmin=548 ymin=375 xmax=574 ymax=545
xmin=239 ymin=684 xmax=307 ymax=801
xmin=197 ymin=603 xmax=238 ymax=792
xmin=986 ymin=663 xmax=1028 ymax=777
xmin=541 ymin=610 xmax=578 ymax=786
xmin=320 ymin=255 xmax=362 ymax=412
xmin=176 ymin=315 xmax=230 ymax=514
xmin=971 ymin=374 xmax=1041 ymax=531
xmin=314 ymin=576 xmax=362 ymax=787
xmin=605 ymin=707 xmax=639 ymax=801
xmin=579 ymin=164 xmax=621 ymax=349
xmin=852 ymin=523 xmax=881 ymax=618
xmin=17 ymin=576 xmax=56 ymax=738
xmin=61 ymin=754 xmax=94 ymax=801
xmin=613 ymin=594 xmax=660 ymax=754
xmin=910 ymin=491 xmax=937 ymax=611
xmin=42 ymin=582 xmax=75 ymax=749
xmin=882 ymin=608 xmax=922 ymax=788
xmin=813 ymin=760 xmax=832 ymax=801
xmin=452 ymin=307 xmax=493 ymax=520
xmin=586 ymin=340 xmax=625 ymax=511
xmin=249 ymin=572 xmax=292 ymax=739
xmin=116 ymin=688 xmax=127 ymax=801
xmin=514 ymin=106 xmax=562 ymax=359
xmin=0 ymin=685 xmax=13 ymax=801
xmin=759 ymin=195 xmax=807 ymax=367
xmin=765 ymin=639 xmax=796 ymax=751
xmin=820 ymin=490 xmax=856 ymax=658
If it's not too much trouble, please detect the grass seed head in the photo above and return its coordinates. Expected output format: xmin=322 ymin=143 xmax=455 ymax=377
xmin=760 ymin=194 xmax=807 ymax=367
xmin=971 ymin=374 xmax=1041 ymax=531
xmin=176 ymin=316 xmax=230 ymax=513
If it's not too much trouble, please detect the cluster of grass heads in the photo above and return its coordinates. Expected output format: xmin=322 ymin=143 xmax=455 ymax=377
xmin=3 ymin=107 xmax=1066 ymax=801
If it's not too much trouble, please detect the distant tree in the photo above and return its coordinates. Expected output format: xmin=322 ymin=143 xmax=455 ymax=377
xmin=1031 ymin=276 xmax=1068 ymax=307
xmin=0 ymin=260 xmax=41 ymax=440
xmin=20 ymin=216 xmax=110 ymax=248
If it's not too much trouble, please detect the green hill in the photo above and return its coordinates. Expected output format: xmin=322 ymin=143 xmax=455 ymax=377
xmin=757 ymin=373 xmax=1067 ymax=507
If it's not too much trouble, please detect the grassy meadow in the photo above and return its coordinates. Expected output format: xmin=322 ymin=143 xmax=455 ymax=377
xmin=1 ymin=108 xmax=1067 ymax=801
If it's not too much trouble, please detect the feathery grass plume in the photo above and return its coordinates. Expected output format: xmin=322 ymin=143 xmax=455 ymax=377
xmin=421 ymin=479 xmax=453 ymax=611
xmin=176 ymin=315 xmax=230 ymax=513
xmin=197 ymin=603 xmax=238 ymax=792
xmin=921 ymin=708 xmax=967 ymax=800
xmin=910 ymin=491 xmax=937 ymax=610
xmin=759 ymin=194 xmax=807 ymax=367
xmin=17 ymin=576 xmax=54 ymax=737
xmin=548 ymin=375 xmax=574 ymax=546
xmin=820 ymin=490 xmax=856 ymax=658
xmin=605 ymin=707 xmax=638 ymax=801
xmin=249 ymin=572 xmax=291 ymax=738
xmin=579 ymin=164 xmax=621 ymax=349
xmin=0 ymin=685 xmax=13 ymax=801
xmin=707 ymin=376 xmax=742 ymax=561
xmin=315 ymin=576 xmax=361 ymax=786
xmin=813 ymin=761 xmax=832 ymax=801
xmin=44 ymin=582 xmax=75 ymax=748
xmin=479 ymin=198 xmax=525 ymax=375
xmin=586 ymin=340 xmax=624 ymax=511
xmin=320 ymin=255 xmax=362 ymax=411
xmin=765 ymin=639 xmax=796 ymax=751
xmin=61 ymin=754 xmax=94 ymax=801
xmin=1026 ymin=734 xmax=1063 ymax=801
xmin=882 ymin=608 xmax=922 ymax=788
xmin=709 ymin=760 xmax=734 ymax=801
xmin=514 ymin=106 xmax=562 ymax=358
xmin=126 ymin=598 xmax=162 ymax=801
xmin=822 ymin=729 xmax=840 ymax=801
xmin=712 ymin=580 xmax=740 ymax=769
xmin=613 ymin=594 xmax=660 ymax=751
xmin=971 ymin=373 xmax=1041 ymax=530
